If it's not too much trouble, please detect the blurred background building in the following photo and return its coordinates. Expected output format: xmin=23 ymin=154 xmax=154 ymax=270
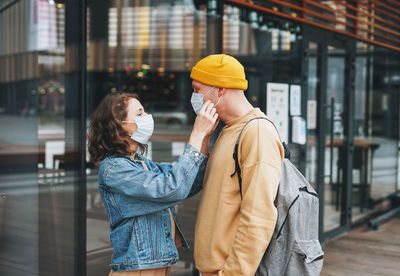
xmin=0 ymin=0 xmax=400 ymax=275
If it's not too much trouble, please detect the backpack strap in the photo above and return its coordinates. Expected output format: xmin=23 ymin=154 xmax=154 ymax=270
xmin=230 ymin=117 xmax=290 ymax=199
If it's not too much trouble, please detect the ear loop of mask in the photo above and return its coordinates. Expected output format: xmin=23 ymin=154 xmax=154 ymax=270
xmin=203 ymin=86 xmax=215 ymax=97
xmin=214 ymin=88 xmax=223 ymax=107
xmin=204 ymin=87 xmax=223 ymax=107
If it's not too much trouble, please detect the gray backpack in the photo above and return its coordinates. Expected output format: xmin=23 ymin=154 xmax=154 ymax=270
xmin=232 ymin=117 xmax=324 ymax=276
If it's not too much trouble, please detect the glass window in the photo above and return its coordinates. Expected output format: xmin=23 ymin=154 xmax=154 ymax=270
xmin=324 ymin=45 xmax=346 ymax=232
xmin=352 ymin=42 xmax=400 ymax=221
xmin=0 ymin=1 xmax=81 ymax=275
xmin=222 ymin=4 xmax=303 ymax=167
xmin=223 ymin=5 xmax=306 ymax=170
xmin=86 ymin=1 xmax=209 ymax=275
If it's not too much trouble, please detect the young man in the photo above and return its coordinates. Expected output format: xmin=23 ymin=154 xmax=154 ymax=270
xmin=190 ymin=54 xmax=284 ymax=276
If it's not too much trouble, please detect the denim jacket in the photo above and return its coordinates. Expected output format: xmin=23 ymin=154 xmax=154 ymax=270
xmin=98 ymin=144 xmax=207 ymax=271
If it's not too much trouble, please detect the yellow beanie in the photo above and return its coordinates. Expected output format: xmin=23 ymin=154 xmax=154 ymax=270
xmin=190 ymin=54 xmax=248 ymax=90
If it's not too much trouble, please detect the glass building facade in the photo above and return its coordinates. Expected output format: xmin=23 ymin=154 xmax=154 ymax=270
xmin=0 ymin=0 xmax=399 ymax=275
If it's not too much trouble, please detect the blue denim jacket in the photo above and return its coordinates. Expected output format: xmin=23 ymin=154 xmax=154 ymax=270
xmin=98 ymin=144 xmax=207 ymax=271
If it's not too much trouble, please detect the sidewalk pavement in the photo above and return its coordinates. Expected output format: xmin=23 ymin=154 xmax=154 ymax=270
xmin=321 ymin=214 xmax=400 ymax=276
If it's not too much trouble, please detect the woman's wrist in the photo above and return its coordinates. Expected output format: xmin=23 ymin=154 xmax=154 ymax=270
xmin=201 ymin=135 xmax=210 ymax=156
xmin=191 ymin=130 xmax=207 ymax=140
xmin=188 ymin=132 xmax=204 ymax=152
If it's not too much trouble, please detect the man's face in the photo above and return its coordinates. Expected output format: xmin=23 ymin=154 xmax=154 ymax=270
xmin=192 ymin=80 xmax=217 ymax=103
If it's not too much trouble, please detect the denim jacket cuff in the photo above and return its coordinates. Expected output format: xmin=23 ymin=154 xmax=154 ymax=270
xmin=185 ymin=144 xmax=206 ymax=162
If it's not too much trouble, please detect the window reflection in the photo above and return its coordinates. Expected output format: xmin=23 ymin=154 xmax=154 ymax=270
xmin=0 ymin=0 xmax=72 ymax=275
xmin=353 ymin=43 xmax=399 ymax=221
xmin=86 ymin=1 xmax=208 ymax=275
xmin=222 ymin=4 xmax=303 ymax=169
xmin=1 ymin=1 xmax=399 ymax=275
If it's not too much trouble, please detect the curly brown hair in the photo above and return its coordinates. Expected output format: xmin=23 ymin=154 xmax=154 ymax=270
xmin=87 ymin=92 xmax=147 ymax=162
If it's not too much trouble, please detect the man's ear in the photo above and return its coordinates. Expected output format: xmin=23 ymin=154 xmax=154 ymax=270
xmin=218 ymin=87 xmax=226 ymax=97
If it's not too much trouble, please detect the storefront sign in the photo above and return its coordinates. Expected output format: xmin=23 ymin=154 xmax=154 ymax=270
xmin=290 ymin=85 xmax=301 ymax=116
xmin=266 ymin=83 xmax=289 ymax=142
xmin=307 ymin=100 xmax=317 ymax=129
xmin=292 ymin=116 xmax=306 ymax=144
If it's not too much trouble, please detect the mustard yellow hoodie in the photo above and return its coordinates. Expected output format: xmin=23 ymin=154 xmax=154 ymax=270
xmin=194 ymin=108 xmax=284 ymax=276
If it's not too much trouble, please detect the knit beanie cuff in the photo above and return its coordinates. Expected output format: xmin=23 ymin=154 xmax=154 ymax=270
xmin=190 ymin=66 xmax=248 ymax=90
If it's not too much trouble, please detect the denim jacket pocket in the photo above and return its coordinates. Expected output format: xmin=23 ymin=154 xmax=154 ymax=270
xmin=101 ymin=186 xmax=123 ymax=225
xmin=132 ymin=217 xmax=144 ymax=253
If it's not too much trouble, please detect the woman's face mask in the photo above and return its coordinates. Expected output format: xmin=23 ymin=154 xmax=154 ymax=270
xmin=122 ymin=114 xmax=154 ymax=144
xmin=191 ymin=86 xmax=222 ymax=114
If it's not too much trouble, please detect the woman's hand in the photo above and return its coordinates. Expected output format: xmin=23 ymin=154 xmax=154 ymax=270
xmin=192 ymin=101 xmax=219 ymax=137
xmin=188 ymin=101 xmax=219 ymax=151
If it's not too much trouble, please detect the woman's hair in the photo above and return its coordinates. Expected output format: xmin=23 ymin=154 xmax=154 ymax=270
xmin=88 ymin=92 xmax=147 ymax=162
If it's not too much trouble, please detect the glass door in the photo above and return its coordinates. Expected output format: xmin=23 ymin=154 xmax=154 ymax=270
xmin=324 ymin=45 xmax=347 ymax=233
xmin=304 ymin=28 xmax=354 ymax=240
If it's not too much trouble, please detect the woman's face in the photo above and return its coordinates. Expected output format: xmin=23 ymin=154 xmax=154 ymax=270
xmin=121 ymin=98 xmax=148 ymax=135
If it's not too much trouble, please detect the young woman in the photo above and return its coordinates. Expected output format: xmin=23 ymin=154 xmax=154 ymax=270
xmin=87 ymin=92 xmax=218 ymax=275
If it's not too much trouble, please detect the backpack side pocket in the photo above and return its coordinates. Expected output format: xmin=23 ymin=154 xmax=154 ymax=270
xmin=284 ymin=239 xmax=324 ymax=276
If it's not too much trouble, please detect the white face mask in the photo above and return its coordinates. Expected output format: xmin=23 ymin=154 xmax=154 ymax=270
xmin=190 ymin=92 xmax=205 ymax=115
xmin=190 ymin=86 xmax=221 ymax=114
xmin=122 ymin=114 xmax=154 ymax=144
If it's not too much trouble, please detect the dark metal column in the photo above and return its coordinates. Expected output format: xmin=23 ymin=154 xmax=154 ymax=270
xmin=206 ymin=0 xmax=223 ymax=54
xmin=341 ymin=41 xmax=356 ymax=228
xmin=300 ymin=27 xmax=308 ymax=175
xmin=316 ymin=42 xmax=327 ymax=240
xmin=65 ymin=0 xmax=87 ymax=275
xmin=87 ymin=0 xmax=109 ymax=115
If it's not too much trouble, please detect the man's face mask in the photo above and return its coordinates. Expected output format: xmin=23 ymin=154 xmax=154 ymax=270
xmin=190 ymin=86 xmax=222 ymax=114
xmin=122 ymin=114 xmax=154 ymax=144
